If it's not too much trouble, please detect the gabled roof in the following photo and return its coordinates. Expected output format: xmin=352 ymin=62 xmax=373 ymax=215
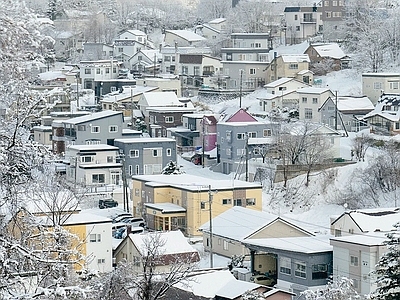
xmin=308 ymin=43 xmax=347 ymax=59
xmin=122 ymin=29 xmax=147 ymax=36
xmin=219 ymin=107 xmax=258 ymax=122
xmin=208 ymin=18 xmax=226 ymax=24
xmin=280 ymin=54 xmax=310 ymax=63
xmin=139 ymin=91 xmax=185 ymax=107
xmin=320 ymin=96 xmax=374 ymax=112
xmin=363 ymin=93 xmax=400 ymax=121
xmin=129 ymin=230 xmax=198 ymax=256
xmin=165 ymin=30 xmax=206 ymax=42
xmin=199 ymin=207 xmax=313 ymax=241
xmin=63 ymin=110 xmax=123 ymax=125
xmin=331 ymin=207 xmax=400 ymax=233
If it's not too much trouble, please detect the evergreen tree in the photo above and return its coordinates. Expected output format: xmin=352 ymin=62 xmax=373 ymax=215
xmin=372 ymin=222 xmax=400 ymax=300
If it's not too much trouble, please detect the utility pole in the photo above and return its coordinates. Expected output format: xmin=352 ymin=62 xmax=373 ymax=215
xmin=245 ymin=133 xmax=249 ymax=182
xmin=202 ymin=117 xmax=205 ymax=168
xmin=335 ymin=90 xmax=338 ymax=130
xmin=153 ymin=53 xmax=156 ymax=77
xmin=239 ymin=69 xmax=243 ymax=108
xmin=208 ymin=184 xmax=213 ymax=268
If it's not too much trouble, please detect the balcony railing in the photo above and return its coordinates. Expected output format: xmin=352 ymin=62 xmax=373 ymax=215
xmin=301 ymin=18 xmax=316 ymax=23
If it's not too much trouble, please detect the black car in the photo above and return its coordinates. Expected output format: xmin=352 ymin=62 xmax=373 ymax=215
xmin=99 ymin=199 xmax=118 ymax=209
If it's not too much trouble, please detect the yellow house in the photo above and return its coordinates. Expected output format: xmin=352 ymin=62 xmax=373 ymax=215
xmin=266 ymin=54 xmax=310 ymax=83
xmin=131 ymin=174 xmax=263 ymax=237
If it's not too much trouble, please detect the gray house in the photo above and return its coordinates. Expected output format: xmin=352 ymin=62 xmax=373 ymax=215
xmin=243 ymin=236 xmax=333 ymax=297
xmin=217 ymin=108 xmax=278 ymax=175
xmin=63 ymin=110 xmax=126 ymax=146
xmin=114 ymin=137 xmax=177 ymax=176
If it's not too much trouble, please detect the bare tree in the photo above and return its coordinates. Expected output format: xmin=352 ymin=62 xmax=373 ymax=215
xmin=351 ymin=133 xmax=374 ymax=161
xmin=92 ymin=232 xmax=198 ymax=300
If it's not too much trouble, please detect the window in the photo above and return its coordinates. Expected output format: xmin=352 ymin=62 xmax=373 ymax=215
xmin=200 ymin=202 xmax=206 ymax=209
xmin=294 ymin=14 xmax=298 ymax=20
xmin=92 ymin=174 xmax=105 ymax=184
xmin=324 ymin=0 xmax=329 ymax=5
xmin=350 ymin=255 xmax=359 ymax=266
xmin=165 ymin=116 xmax=174 ymax=123
xmin=223 ymin=240 xmax=229 ymax=250
xmin=106 ymin=68 xmax=110 ymax=74
xmin=263 ymin=129 xmax=272 ymax=137
xmin=96 ymin=68 xmax=100 ymax=74
xmin=335 ymin=229 xmax=342 ymax=237
xmin=237 ymin=133 xmax=245 ymax=140
xmin=246 ymin=198 xmax=256 ymax=206
xmin=166 ymin=148 xmax=172 ymax=156
xmin=130 ymin=149 xmax=139 ymax=158
xmin=296 ymin=26 xmax=300 ymax=31
xmin=352 ymin=278 xmax=359 ymax=289
xmin=312 ymin=97 xmax=318 ymax=104
xmin=312 ymin=264 xmax=328 ymax=280
xmin=85 ymin=69 xmax=91 ymax=74
xmin=280 ymin=257 xmax=291 ymax=275
xmin=118 ymin=47 xmax=123 ymax=52
xmin=222 ymin=199 xmax=232 ymax=205
xmin=294 ymin=261 xmax=307 ymax=278
xmin=85 ymin=139 xmax=100 ymax=145
xmin=326 ymin=11 xmax=331 ymax=18
xmin=305 ymin=108 xmax=313 ymax=119
xmin=289 ymin=63 xmax=298 ymax=69
xmin=390 ymin=82 xmax=399 ymax=89
xmin=234 ymin=199 xmax=242 ymax=206
xmin=302 ymin=97 xmax=307 ymax=103
xmin=113 ymin=67 xmax=116 ymax=73
xmin=237 ymin=148 xmax=245 ymax=156
xmin=332 ymin=0 xmax=337 ymax=5
xmin=135 ymin=165 xmax=140 ymax=174
xmin=109 ymin=125 xmax=118 ymax=132
xmin=226 ymin=148 xmax=231 ymax=156
xmin=107 ymin=156 xmax=113 ymax=163
xmin=81 ymin=156 xmax=93 ymax=163
xmin=248 ymin=132 xmax=256 ymax=138
xmin=97 ymin=258 xmax=106 ymax=264
xmin=153 ymin=149 xmax=160 ymax=157
xmin=226 ymin=131 xmax=232 ymax=142
xmin=249 ymin=68 xmax=256 ymax=75
xmin=164 ymin=56 xmax=171 ymax=62
xmin=194 ymin=66 xmax=200 ymax=76
xmin=91 ymin=126 xmax=100 ymax=133
xmin=182 ymin=66 xmax=188 ymax=74
xmin=89 ymin=234 xmax=101 ymax=242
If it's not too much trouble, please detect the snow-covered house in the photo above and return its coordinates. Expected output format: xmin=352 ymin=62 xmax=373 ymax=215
xmin=258 ymin=77 xmax=309 ymax=112
xmin=304 ymin=43 xmax=351 ymax=74
xmin=113 ymin=230 xmax=200 ymax=273
xmin=265 ymin=54 xmax=310 ymax=83
xmin=199 ymin=207 xmax=313 ymax=259
xmin=297 ymin=87 xmax=334 ymax=123
xmin=179 ymin=54 xmax=222 ymax=88
xmin=362 ymin=73 xmax=400 ymax=104
xmin=283 ymin=6 xmax=323 ymax=45
xmin=243 ymin=236 xmax=333 ymax=297
xmin=65 ymin=144 xmax=122 ymax=187
xmin=217 ymin=108 xmax=278 ymax=175
xmin=330 ymin=234 xmax=388 ymax=296
xmin=128 ymin=49 xmax=161 ymax=75
xmin=131 ymin=174 xmax=262 ymax=235
xmin=82 ymin=43 xmax=114 ymax=61
xmin=164 ymin=30 xmax=206 ymax=47
xmin=196 ymin=18 xmax=228 ymax=41
xmin=114 ymin=137 xmax=177 ymax=176
xmin=319 ymin=95 xmax=374 ymax=132
xmin=137 ymin=92 xmax=196 ymax=137
xmin=363 ymin=93 xmax=400 ymax=135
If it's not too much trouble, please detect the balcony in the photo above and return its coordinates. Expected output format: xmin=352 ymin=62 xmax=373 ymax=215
xmin=301 ymin=18 xmax=316 ymax=23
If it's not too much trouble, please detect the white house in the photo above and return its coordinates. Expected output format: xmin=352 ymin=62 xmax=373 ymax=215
xmin=65 ymin=144 xmax=122 ymax=187
xmin=362 ymin=73 xmax=400 ymax=104
xmin=297 ymin=87 xmax=334 ymax=122
xmin=164 ymin=30 xmax=206 ymax=47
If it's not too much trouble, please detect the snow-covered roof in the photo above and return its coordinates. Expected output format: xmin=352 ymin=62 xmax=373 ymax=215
xmin=281 ymin=54 xmax=310 ymax=63
xmin=38 ymin=71 xmax=66 ymax=81
xmin=336 ymin=96 xmax=374 ymax=111
xmin=130 ymin=230 xmax=198 ymax=256
xmin=297 ymin=87 xmax=331 ymax=94
xmin=101 ymin=86 xmax=157 ymax=102
xmin=200 ymin=207 xmax=278 ymax=240
xmin=363 ymin=94 xmax=400 ymax=121
xmin=145 ymin=105 xmax=195 ymax=112
xmin=165 ymin=30 xmax=206 ymax=42
xmin=114 ymin=137 xmax=175 ymax=144
xmin=330 ymin=232 xmax=388 ymax=247
xmin=132 ymin=174 xmax=262 ymax=191
xmin=124 ymin=29 xmax=147 ymax=36
xmin=243 ymin=236 xmax=332 ymax=254
xmin=140 ymin=91 xmax=187 ymax=107
xmin=208 ymin=18 xmax=226 ymax=24
xmin=310 ymin=43 xmax=347 ymax=59
xmin=144 ymin=202 xmax=186 ymax=213
xmin=332 ymin=208 xmax=400 ymax=232
xmin=174 ymin=270 xmax=236 ymax=298
xmin=62 ymin=211 xmax=112 ymax=225
xmin=63 ymin=110 xmax=122 ymax=125
xmin=216 ymin=277 xmax=262 ymax=299
xmin=67 ymin=144 xmax=119 ymax=151
xmin=264 ymin=77 xmax=293 ymax=88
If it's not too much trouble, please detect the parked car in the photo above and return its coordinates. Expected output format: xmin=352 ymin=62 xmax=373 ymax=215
xmin=113 ymin=225 xmax=144 ymax=239
xmin=99 ymin=199 xmax=118 ymax=209
xmin=122 ymin=217 xmax=145 ymax=228
xmin=250 ymin=275 xmax=276 ymax=287
xmin=112 ymin=214 xmax=133 ymax=223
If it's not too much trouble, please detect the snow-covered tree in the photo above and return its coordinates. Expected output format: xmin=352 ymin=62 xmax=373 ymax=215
xmin=372 ymin=222 xmax=400 ymax=300
xmin=302 ymin=277 xmax=363 ymax=299
xmin=161 ymin=161 xmax=184 ymax=175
